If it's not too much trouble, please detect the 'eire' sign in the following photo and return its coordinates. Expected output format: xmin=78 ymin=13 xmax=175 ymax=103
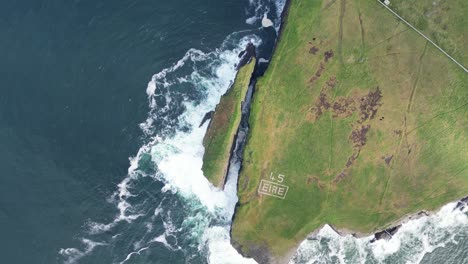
xmin=258 ymin=173 xmax=289 ymax=199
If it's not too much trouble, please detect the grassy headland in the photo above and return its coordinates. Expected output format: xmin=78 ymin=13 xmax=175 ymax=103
xmin=202 ymin=58 xmax=255 ymax=188
xmin=231 ymin=0 xmax=468 ymax=262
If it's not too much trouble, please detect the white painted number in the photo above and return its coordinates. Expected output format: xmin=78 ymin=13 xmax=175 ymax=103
xmin=277 ymin=174 xmax=284 ymax=183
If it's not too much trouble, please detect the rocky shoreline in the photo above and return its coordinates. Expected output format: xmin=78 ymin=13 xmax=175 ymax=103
xmin=285 ymin=196 xmax=468 ymax=264
xmin=223 ymin=0 xmax=468 ymax=262
xmin=229 ymin=0 xmax=294 ymax=262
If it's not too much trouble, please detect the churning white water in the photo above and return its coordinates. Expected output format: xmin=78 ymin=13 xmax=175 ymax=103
xmin=59 ymin=0 xmax=468 ymax=263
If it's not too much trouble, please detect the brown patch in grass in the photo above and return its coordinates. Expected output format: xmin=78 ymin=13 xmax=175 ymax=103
xmin=309 ymin=86 xmax=383 ymax=184
xmin=307 ymin=176 xmax=326 ymax=189
xmin=309 ymin=62 xmax=326 ymax=84
xmin=334 ymin=172 xmax=347 ymax=183
xmin=334 ymin=125 xmax=372 ymax=184
xmin=326 ymin=76 xmax=337 ymax=88
xmin=332 ymin=97 xmax=357 ymax=118
xmin=359 ymin=87 xmax=383 ymax=122
xmin=394 ymin=129 xmax=402 ymax=136
xmin=349 ymin=125 xmax=371 ymax=148
xmin=313 ymin=92 xmax=331 ymax=118
xmin=308 ymin=49 xmax=334 ymax=85
xmin=382 ymin=155 xmax=393 ymax=166
xmin=309 ymin=46 xmax=319 ymax=55
xmin=310 ymin=76 xmax=338 ymax=120
xmin=324 ymin=49 xmax=334 ymax=62
xmin=346 ymin=151 xmax=360 ymax=168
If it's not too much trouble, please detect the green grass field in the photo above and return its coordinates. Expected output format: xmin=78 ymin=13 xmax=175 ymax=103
xmin=202 ymin=58 xmax=255 ymax=188
xmin=230 ymin=0 xmax=468 ymax=261
xmin=389 ymin=0 xmax=468 ymax=66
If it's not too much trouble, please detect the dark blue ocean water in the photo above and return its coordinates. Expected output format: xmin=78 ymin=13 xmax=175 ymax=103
xmin=1 ymin=0 xmax=467 ymax=264
xmin=0 ymin=0 xmax=279 ymax=263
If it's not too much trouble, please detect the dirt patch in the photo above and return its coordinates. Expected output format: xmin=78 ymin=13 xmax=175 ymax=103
xmin=312 ymin=84 xmax=383 ymax=122
xmin=332 ymin=97 xmax=357 ymax=118
xmin=309 ymin=62 xmax=326 ymax=84
xmin=349 ymin=125 xmax=370 ymax=148
xmin=307 ymin=176 xmax=326 ymax=189
xmin=382 ymin=155 xmax=393 ymax=166
xmin=346 ymin=151 xmax=360 ymax=168
xmin=359 ymin=87 xmax=383 ymax=122
xmin=324 ymin=49 xmax=334 ymax=62
xmin=326 ymin=76 xmax=337 ymax=88
xmin=334 ymin=172 xmax=347 ymax=183
xmin=310 ymin=77 xmax=337 ymax=119
xmin=313 ymin=92 xmax=331 ymax=118
xmin=309 ymin=46 xmax=319 ymax=55
xmin=309 ymin=85 xmax=383 ymax=184
xmin=308 ymin=49 xmax=334 ymax=85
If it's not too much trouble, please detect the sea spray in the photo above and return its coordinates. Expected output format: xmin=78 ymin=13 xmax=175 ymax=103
xmin=57 ymin=0 xmax=468 ymax=263
xmin=290 ymin=202 xmax=468 ymax=264
xmin=59 ymin=31 xmax=264 ymax=264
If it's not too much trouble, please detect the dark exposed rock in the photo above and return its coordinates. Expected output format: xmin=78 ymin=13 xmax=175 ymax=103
xmin=199 ymin=110 xmax=214 ymax=127
xmin=237 ymin=42 xmax=256 ymax=70
xmin=231 ymin=240 xmax=273 ymax=264
xmin=370 ymin=225 xmax=401 ymax=243
xmin=455 ymin=196 xmax=468 ymax=211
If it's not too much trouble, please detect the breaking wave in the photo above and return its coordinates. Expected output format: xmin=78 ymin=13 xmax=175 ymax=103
xmin=291 ymin=202 xmax=468 ymax=264
xmin=58 ymin=0 xmax=468 ymax=263
xmin=59 ymin=30 xmax=262 ymax=264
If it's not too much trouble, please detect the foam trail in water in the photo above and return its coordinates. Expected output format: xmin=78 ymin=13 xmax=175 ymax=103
xmin=147 ymin=36 xmax=260 ymax=212
xmin=86 ymin=34 xmax=262 ymax=264
xmin=145 ymin=36 xmax=261 ymax=263
xmin=58 ymin=33 xmax=260 ymax=264
xmin=59 ymin=239 xmax=107 ymax=264
xmin=58 ymin=1 xmax=285 ymax=263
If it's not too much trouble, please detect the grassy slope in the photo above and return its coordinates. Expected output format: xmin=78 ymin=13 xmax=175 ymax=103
xmin=232 ymin=0 xmax=467 ymax=259
xmin=202 ymin=58 xmax=255 ymax=188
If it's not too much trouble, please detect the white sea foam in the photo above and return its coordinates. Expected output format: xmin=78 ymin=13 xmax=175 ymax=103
xmin=245 ymin=0 xmax=285 ymax=31
xmin=118 ymin=246 xmax=149 ymax=264
xmin=59 ymin=239 xmax=107 ymax=264
xmin=291 ymin=202 xmax=468 ymax=264
xmin=261 ymin=13 xmax=274 ymax=28
xmin=100 ymin=34 xmax=257 ymax=264
xmin=141 ymin=34 xmax=262 ymax=262
xmin=203 ymin=226 xmax=257 ymax=264
xmin=60 ymin=1 xmax=280 ymax=264
xmin=60 ymin=2 xmax=468 ymax=264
